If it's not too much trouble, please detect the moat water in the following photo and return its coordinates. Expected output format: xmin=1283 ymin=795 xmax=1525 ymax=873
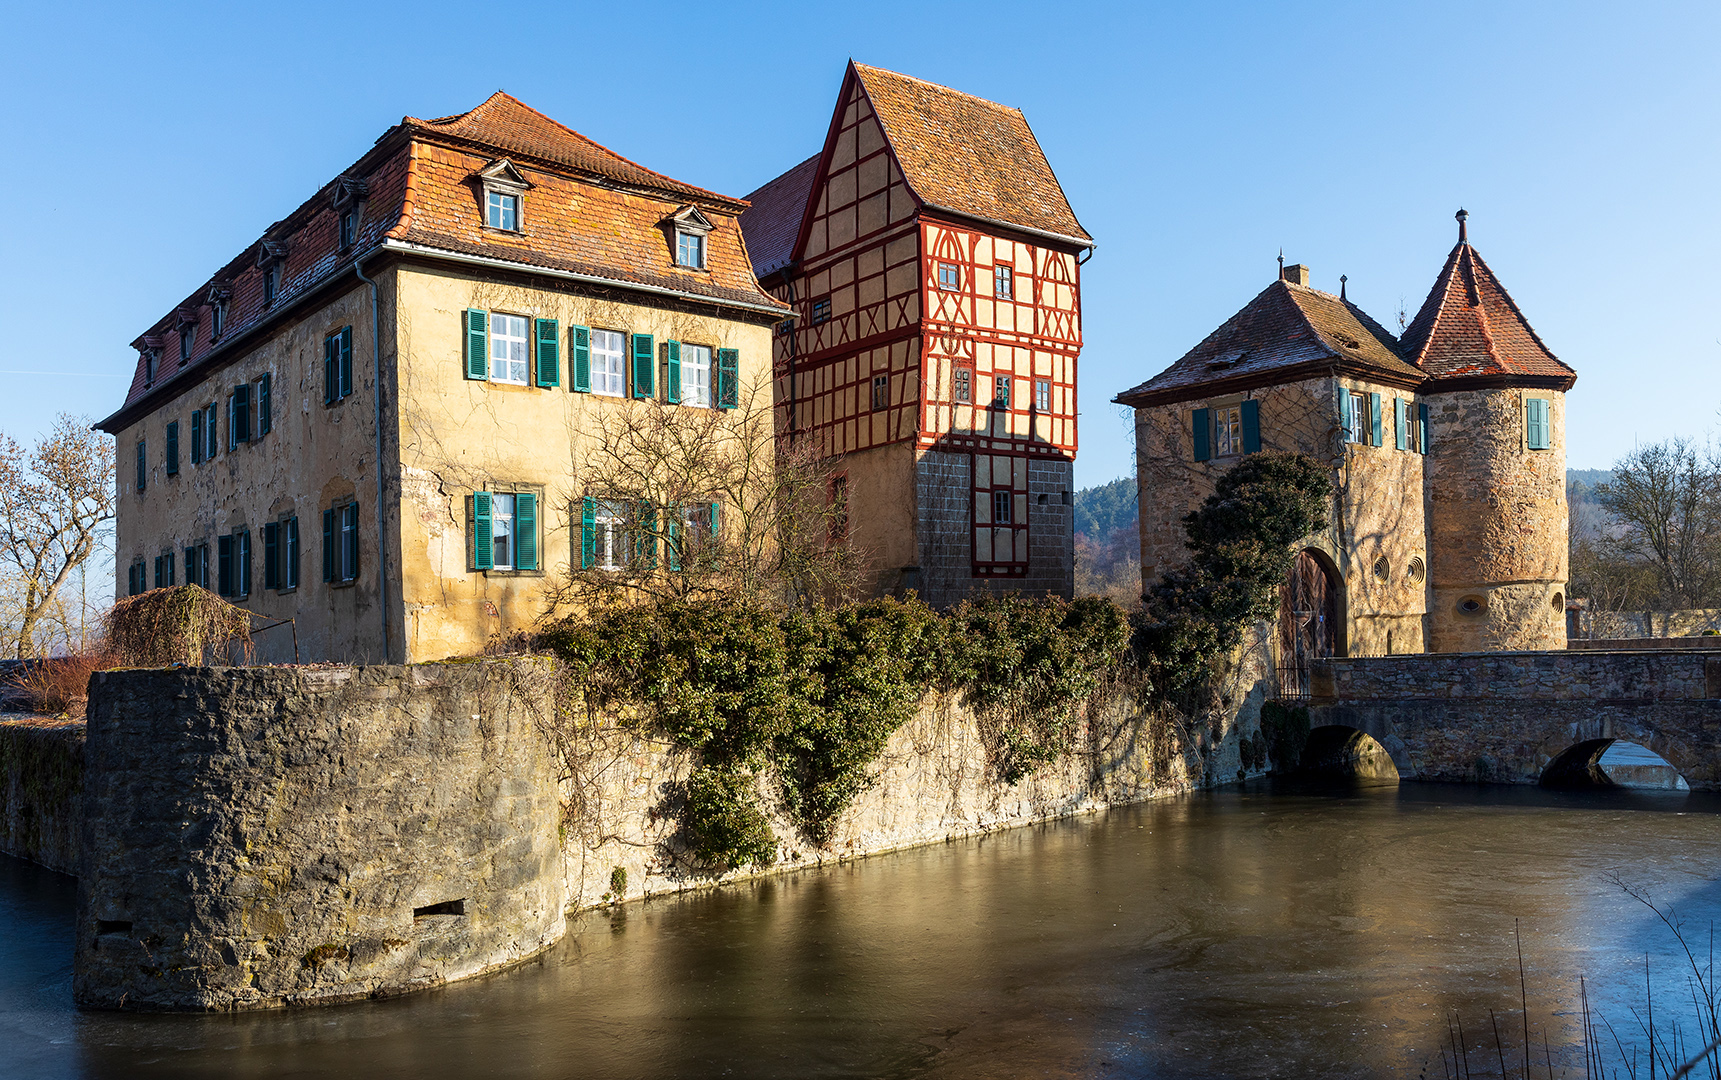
xmin=5 ymin=779 xmax=1721 ymax=1079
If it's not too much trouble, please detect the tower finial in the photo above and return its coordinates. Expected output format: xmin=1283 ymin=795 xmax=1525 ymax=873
xmin=1277 ymin=249 xmax=1285 ymax=279
xmin=1340 ymin=274 xmax=1348 ymax=301
xmin=1456 ymin=208 xmax=1469 ymax=243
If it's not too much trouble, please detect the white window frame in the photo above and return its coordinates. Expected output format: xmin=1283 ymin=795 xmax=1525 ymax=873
xmin=681 ymin=343 xmax=713 ymax=408
xmin=676 ymin=230 xmax=706 ymax=269
xmin=592 ymin=499 xmax=628 ymax=571
xmin=871 ymin=374 xmax=889 ymax=411
xmin=994 ymin=265 xmax=1013 ymax=299
xmin=1214 ymin=404 xmax=1243 ymax=457
xmin=1347 ymin=394 xmax=1369 ymax=445
xmin=591 ymin=329 xmax=627 ymax=397
xmin=486 ymin=191 xmax=519 ymax=231
xmin=954 ymin=368 xmax=972 ymax=403
xmin=938 ymin=263 xmax=961 ymax=291
xmin=489 ymin=313 xmax=530 ymax=385
xmin=490 ymin=492 xmax=517 ymax=570
xmin=1034 ymin=379 xmax=1051 ymax=412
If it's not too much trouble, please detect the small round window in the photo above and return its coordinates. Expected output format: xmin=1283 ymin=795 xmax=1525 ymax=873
xmin=1407 ymin=556 xmax=1427 ymax=585
xmin=1458 ymin=595 xmax=1486 ymax=615
xmin=1372 ymin=556 xmax=1390 ymax=581
xmin=1551 ymin=591 xmax=1565 ymax=610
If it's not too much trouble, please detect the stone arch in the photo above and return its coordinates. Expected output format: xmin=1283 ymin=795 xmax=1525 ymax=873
xmin=1298 ymin=724 xmax=1403 ymax=781
xmin=1276 ymin=548 xmax=1343 ymax=698
xmin=1540 ymin=736 xmax=1691 ymax=790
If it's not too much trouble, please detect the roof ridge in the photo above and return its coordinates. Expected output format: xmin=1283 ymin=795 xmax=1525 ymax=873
xmin=851 ymin=62 xmax=1023 ymax=115
xmin=1277 ymin=280 xmax=1345 ymax=356
xmin=1459 ymin=246 xmax=1506 ymax=371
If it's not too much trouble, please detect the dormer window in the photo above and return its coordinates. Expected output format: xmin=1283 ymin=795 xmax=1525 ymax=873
xmin=476 ymin=160 xmax=530 ymax=233
xmin=140 ymin=337 xmax=162 ymax=386
xmin=176 ymin=311 xmax=197 ymax=365
xmin=256 ymin=240 xmax=287 ymax=308
xmin=333 ymin=174 xmax=368 ymax=251
xmin=666 ymin=205 xmax=714 ymax=271
xmin=207 ymin=285 xmax=230 ymax=340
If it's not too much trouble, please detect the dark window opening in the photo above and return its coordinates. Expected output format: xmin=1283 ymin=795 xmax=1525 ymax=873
xmin=811 ymin=297 xmax=831 ymax=324
xmin=414 ymin=899 xmax=466 ymax=919
xmin=95 ymin=920 xmax=132 ymax=935
xmin=871 ymin=374 xmax=889 ymax=411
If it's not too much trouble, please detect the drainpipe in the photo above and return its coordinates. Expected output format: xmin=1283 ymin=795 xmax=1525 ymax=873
xmin=354 ymin=259 xmax=392 ymax=664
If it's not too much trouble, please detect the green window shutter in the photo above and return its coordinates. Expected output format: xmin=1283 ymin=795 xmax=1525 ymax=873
xmin=206 ymin=404 xmax=218 ymax=460
xmin=667 ymin=514 xmax=682 ymax=573
xmin=473 ymin=492 xmax=494 ymax=571
xmin=217 ymin=535 xmax=233 ymax=596
xmin=665 ymin=340 xmax=681 ymax=405
xmin=257 ymin=373 xmax=272 ymax=436
xmin=1338 ymin=388 xmax=1352 ymax=440
xmin=580 ymin=496 xmax=596 ymax=569
xmin=535 ymin=319 xmax=560 ymax=387
xmin=1192 ymin=408 xmax=1210 ymax=462
xmin=190 ymin=409 xmax=203 ymax=464
xmin=238 ymin=531 xmax=251 ymax=596
xmin=324 ymin=335 xmax=337 ymax=403
xmin=631 ymin=334 xmax=654 ymax=398
xmin=1368 ymin=393 xmax=1383 ymax=446
xmin=515 ymin=492 xmax=537 ymax=571
xmin=136 ymin=440 xmax=146 ymax=492
xmin=287 ymin=517 xmax=300 ymax=588
xmin=322 ymin=508 xmax=335 ymax=582
xmin=166 ymin=421 xmax=179 ymax=475
xmin=1418 ymin=402 xmax=1431 ymax=454
xmin=572 ymin=326 xmax=592 ymax=392
xmin=710 ymin=500 xmax=720 ymax=537
xmin=153 ymin=556 xmax=161 ymax=589
xmin=184 ymin=546 xmax=195 ymax=587
xmin=343 ymin=504 xmax=359 ymax=580
xmin=637 ymin=502 xmax=658 ymax=568
xmin=465 ymin=309 xmax=489 ymax=380
xmin=234 ymin=384 xmax=251 ymax=442
xmin=343 ymin=333 xmax=356 ymax=397
xmin=1394 ymin=399 xmax=1409 ymax=451
xmin=263 ymin=522 xmax=279 ymax=590
xmin=1240 ymin=399 xmax=1261 ymax=454
xmin=1527 ymin=399 xmax=1549 ymax=450
xmin=717 ymin=348 xmax=739 ymax=409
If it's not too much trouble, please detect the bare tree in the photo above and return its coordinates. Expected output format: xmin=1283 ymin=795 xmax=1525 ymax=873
xmin=1593 ymin=439 xmax=1721 ymax=611
xmin=0 ymin=414 xmax=116 ymax=658
xmin=542 ymin=379 xmax=864 ymax=614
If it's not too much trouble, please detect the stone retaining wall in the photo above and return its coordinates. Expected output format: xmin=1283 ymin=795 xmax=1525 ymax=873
xmin=74 ymin=660 xmax=565 ymax=1011
xmin=0 ymin=717 xmax=83 ymax=874
xmin=1309 ymin=650 xmax=1721 ymax=787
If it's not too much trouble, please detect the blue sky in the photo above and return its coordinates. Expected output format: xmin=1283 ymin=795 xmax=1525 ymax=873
xmin=2 ymin=0 xmax=1716 ymax=490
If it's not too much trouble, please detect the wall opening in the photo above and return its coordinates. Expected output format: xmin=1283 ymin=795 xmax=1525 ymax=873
xmin=1277 ymin=549 xmax=1340 ymax=699
xmin=1296 ymin=725 xmax=1400 ymax=782
xmin=95 ymin=920 xmax=132 ymax=936
xmin=413 ymin=899 xmax=467 ymax=919
xmin=1540 ymin=739 xmax=1688 ymax=792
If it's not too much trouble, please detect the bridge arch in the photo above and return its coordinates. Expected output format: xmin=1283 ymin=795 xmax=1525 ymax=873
xmin=1294 ymin=723 xmax=1405 ymax=781
xmin=1540 ymin=738 xmax=1691 ymax=791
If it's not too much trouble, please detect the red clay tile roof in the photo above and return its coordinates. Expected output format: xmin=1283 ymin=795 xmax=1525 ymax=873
xmin=852 ymin=64 xmax=1091 ymax=246
xmin=1114 ymin=279 xmax=1421 ymax=406
xmin=1399 ymin=240 xmax=1574 ymax=386
xmin=405 ymin=92 xmax=745 ymax=211
xmin=104 ymin=94 xmax=787 ymax=431
xmin=740 ymin=155 xmax=820 ymax=278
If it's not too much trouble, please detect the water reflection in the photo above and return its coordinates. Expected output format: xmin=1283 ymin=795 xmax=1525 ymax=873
xmin=4 ymin=782 xmax=1720 ymax=1079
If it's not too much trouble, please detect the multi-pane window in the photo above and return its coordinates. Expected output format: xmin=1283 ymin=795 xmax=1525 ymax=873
xmin=954 ymin=368 xmax=972 ymax=403
xmin=994 ymin=375 xmax=1011 ymax=407
xmin=811 ymin=298 xmax=831 ymax=324
xmin=1034 ymin=379 xmax=1051 ymax=412
xmin=180 ymin=326 xmax=194 ymax=363
xmin=262 ymin=266 xmax=278 ymax=306
xmin=993 ymin=490 xmax=1013 ymax=525
xmin=490 ymin=493 xmax=517 ymax=570
xmin=324 ymin=328 xmax=354 ymax=403
xmin=994 ymin=265 xmax=1013 ymax=299
xmin=227 ymin=384 xmax=252 ymax=449
xmin=203 ymin=402 xmax=218 ymax=460
xmin=871 ymin=374 xmax=889 ymax=411
xmin=263 ymin=517 xmax=300 ymax=591
xmin=1214 ymin=405 xmax=1242 ymax=456
xmin=1347 ymin=392 xmax=1369 ymax=444
xmin=592 ymin=500 xmax=627 ymax=571
xmin=211 ymin=300 xmax=225 ymax=339
xmin=323 ymin=503 xmax=360 ymax=583
xmin=938 ymin=263 xmax=960 ymax=291
xmin=591 ymin=329 xmax=626 ymax=396
xmin=471 ymin=489 xmax=539 ymax=572
xmin=490 ymin=314 xmax=529 ymax=384
xmin=973 ymin=453 xmax=1029 ymax=573
xmin=486 ymin=191 xmax=518 ymax=231
xmin=184 ymin=542 xmax=209 ymax=589
xmin=676 ymin=231 xmax=705 ymax=269
xmin=339 ymin=209 xmax=357 ymax=250
xmin=681 ymin=344 xmax=712 ymax=408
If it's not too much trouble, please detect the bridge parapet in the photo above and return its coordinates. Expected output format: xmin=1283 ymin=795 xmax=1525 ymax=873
xmin=1305 ymin=651 xmax=1721 ymax=788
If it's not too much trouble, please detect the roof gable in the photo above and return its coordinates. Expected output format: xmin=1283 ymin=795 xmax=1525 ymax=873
xmin=1400 ymin=227 xmax=1574 ymax=386
xmin=1115 ymin=279 xmax=1420 ymax=406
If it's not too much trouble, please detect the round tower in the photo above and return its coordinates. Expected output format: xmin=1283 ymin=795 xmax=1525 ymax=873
xmin=1403 ymin=212 xmax=1576 ymax=652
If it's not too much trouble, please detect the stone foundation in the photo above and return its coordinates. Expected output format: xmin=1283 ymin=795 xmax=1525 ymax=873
xmin=74 ymin=659 xmax=564 ymax=1011
xmin=0 ymin=718 xmax=83 ymax=874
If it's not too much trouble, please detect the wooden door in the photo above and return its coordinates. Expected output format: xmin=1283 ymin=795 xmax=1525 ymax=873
xmin=1277 ymin=549 xmax=1336 ymax=700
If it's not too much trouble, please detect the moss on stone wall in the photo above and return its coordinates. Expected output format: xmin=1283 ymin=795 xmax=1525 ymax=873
xmin=0 ymin=719 xmax=84 ymax=873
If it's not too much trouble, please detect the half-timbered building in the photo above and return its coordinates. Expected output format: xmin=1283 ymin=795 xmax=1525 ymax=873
xmin=742 ymin=63 xmax=1094 ymax=604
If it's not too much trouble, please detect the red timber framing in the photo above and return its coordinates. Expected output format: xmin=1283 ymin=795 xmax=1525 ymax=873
xmin=760 ymin=65 xmax=1087 ymax=580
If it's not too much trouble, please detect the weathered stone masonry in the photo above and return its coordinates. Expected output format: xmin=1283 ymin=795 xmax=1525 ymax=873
xmin=75 ymin=660 xmax=565 ymax=1011
xmin=1309 ymin=651 xmax=1721 ymax=787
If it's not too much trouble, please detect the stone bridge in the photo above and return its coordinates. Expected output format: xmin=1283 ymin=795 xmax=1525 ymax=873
xmin=1306 ymin=650 xmax=1721 ymax=788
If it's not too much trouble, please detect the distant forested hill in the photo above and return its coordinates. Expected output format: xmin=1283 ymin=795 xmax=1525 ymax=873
xmin=1075 ymin=477 xmax=1137 ymax=541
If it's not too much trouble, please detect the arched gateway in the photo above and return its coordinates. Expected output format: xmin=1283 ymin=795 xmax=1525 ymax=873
xmin=1277 ymin=549 xmax=1339 ymax=700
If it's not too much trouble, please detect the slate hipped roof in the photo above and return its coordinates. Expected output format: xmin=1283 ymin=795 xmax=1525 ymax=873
xmin=740 ymin=62 xmax=1091 ymax=279
xmin=1113 ymin=279 xmax=1421 ymax=407
xmin=1399 ymin=236 xmax=1575 ymax=388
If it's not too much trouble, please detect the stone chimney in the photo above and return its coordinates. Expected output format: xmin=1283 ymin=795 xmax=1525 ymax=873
xmin=1282 ymin=263 xmax=1311 ymax=286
